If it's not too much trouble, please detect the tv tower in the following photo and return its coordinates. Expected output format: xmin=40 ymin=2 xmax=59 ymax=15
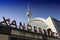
xmin=26 ymin=3 xmax=31 ymax=22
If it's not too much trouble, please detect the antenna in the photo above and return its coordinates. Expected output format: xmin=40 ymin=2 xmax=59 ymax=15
xmin=28 ymin=3 xmax=29 ymax=10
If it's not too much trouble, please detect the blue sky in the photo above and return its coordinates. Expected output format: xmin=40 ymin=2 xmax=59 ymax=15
xmin=0 ymin=0 xmax=60 ymax=24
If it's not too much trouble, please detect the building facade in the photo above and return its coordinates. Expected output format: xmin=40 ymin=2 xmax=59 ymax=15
xmin=28 ymin=16 xmax=60 ymax=36
xmin=0 ymin=24 xmax=60 ymax=40
xmin=0 ymin=16 xmax=60 ymax=40
xmin=0 ymin=4 xmax=60 ymax=40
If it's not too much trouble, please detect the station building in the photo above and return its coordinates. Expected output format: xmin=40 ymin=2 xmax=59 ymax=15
xmin=0 ymin=4 xmax=60 ymax=40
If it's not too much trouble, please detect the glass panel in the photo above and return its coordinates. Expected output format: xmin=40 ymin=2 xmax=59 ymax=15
xmin=29 ymin=21 xmax=48 ymax=29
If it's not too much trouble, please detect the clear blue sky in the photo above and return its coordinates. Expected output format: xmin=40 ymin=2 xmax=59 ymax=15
xmin=0 ymin=0 xmax=60 ymax=24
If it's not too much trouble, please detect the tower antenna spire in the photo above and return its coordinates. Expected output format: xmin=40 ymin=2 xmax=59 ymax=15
xmin=26 ymin=3 xmax=31 ymax=22
xmin=28 ymin=3 xmax=29 ymax=10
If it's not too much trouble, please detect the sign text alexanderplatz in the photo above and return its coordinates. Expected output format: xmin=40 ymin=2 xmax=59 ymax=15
xmin=0 ymin=17 xmax=58 ymax=37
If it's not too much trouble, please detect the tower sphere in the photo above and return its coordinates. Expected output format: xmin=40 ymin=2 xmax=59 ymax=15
xmin=26 ymin=11 xmax=31 ymax=17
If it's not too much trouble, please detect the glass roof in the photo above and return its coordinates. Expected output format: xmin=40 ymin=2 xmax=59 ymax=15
xmin=28 ymin=18 xmax=48 ymax=29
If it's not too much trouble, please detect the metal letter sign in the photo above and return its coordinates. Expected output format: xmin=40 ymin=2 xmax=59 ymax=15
xmin=0 ymin=17 xmax=58 ymax=37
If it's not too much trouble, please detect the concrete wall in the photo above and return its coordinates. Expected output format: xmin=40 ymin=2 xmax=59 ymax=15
xmin=47 ymin=37 xmax=60 ymax=40
xmin=11 ymin=30 xmax=43 ymax=39
xmin=11 ymin=30 xmax=25 ymax=36
xmin=0 ymin=29 xmax=60 ymax=40
xmin=0 ymin=34 xmax=9 ymax=40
